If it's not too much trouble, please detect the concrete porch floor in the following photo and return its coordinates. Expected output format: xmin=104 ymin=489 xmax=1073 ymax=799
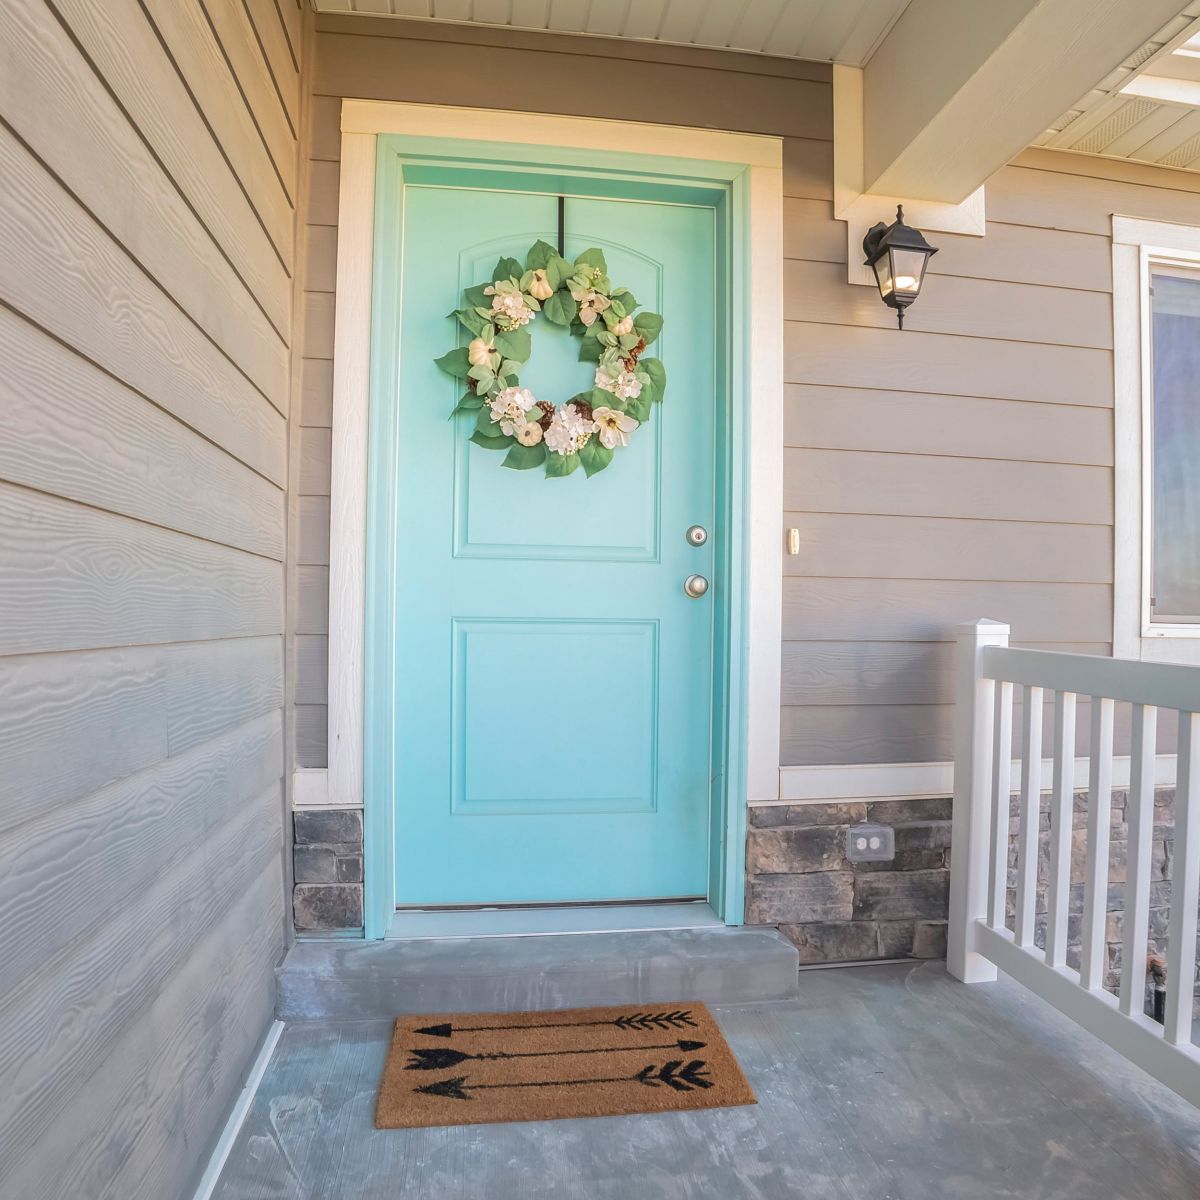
xmin=212 ymin=961 xmax=1200 ymax=1199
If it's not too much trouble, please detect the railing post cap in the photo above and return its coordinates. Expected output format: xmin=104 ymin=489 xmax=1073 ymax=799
xmin=955 ymin=618 xmax=1010 ymax=641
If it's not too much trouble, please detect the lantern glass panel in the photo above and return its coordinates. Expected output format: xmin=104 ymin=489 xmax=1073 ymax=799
xmin=890 ymin=247 xmax=929 ymax=296
xmin=872 ymin=252 xmax=894 ymax=299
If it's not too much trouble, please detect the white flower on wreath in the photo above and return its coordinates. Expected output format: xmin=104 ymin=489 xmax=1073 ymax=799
xmin=594 ymin=362 xmax=643 ymax=401
xmin=544 ymin=403 xmax=594 ymax=455
xmin=568 ymin=281 xmax=611 ymax=327
xmin=592 ymin=406 xmax=639 ymax=450
xmin=484 ymin=280 xmax=535 ymax=330
xmin=489 ymin=385 xmax=539 ymax=435
xmin=468 ymin=336 xmax=495 ymax=367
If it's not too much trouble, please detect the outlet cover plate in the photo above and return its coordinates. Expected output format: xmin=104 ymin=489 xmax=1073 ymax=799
xmin=847 ymin=823 xmax=895 ymax=862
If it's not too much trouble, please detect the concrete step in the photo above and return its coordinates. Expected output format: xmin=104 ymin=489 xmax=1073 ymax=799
xmin=276 ymin=927 xmax=799 ymax=1021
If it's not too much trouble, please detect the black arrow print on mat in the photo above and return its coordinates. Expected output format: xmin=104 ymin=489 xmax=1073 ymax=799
xmin=406 ymin=1039 xmax=706 ymax=1071
xmin=414 ymin=1011 xmax=698 ymax=1039
xmin=415 ymin=1059 xmax=714 ymax=1101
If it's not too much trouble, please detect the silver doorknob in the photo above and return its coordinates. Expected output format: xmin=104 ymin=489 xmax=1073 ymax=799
xmin=684 ymin=574 xmax=709 ymax=599
xmin=686 ymin=525 xmax=708 ymax=547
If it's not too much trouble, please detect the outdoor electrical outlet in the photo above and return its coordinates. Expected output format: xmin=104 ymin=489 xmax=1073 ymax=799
xmin=847 ymin=823 xmax=895 ymax=863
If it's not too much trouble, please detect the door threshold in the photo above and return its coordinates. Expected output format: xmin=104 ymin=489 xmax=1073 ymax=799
xmin=385 ymin=901 xmax=723 ymax=940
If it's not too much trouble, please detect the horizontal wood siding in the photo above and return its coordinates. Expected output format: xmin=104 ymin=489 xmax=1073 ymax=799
xmin=294 ymin=17 xmax=1195 ymax=779
xmin=0 ymin=2 xmax=306 ymax=1197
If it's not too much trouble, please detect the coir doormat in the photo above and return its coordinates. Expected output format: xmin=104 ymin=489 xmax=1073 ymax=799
xmin=375 ymin=1003 xmax=756 ymax=1129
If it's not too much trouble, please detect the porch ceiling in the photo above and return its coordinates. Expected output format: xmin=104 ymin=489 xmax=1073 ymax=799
xmin=310 ymin=0 xmax=913 ymax=67
xmin=1038 ymin=2 xmax=1200 ymax=172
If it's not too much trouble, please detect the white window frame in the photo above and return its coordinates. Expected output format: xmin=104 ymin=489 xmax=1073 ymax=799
xmin=1112 ymin=215 xmax=1200 ymax=664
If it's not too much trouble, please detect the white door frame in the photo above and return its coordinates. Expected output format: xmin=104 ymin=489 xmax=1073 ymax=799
xmin=327 ymin=99 xmax=784 ymax=934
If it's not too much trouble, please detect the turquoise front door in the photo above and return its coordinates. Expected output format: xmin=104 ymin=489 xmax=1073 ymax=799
xmin=385 ymin=180 xmax=718 ymax=906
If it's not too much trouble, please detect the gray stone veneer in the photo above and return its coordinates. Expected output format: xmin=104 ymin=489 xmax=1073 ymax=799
xmin=746 ymin=786 xmax=1192 ymax=1016
xmin=746 ymin=797 xmax=952 ymax=963
xmin=293 ymin=809 xmax=364 ymax=932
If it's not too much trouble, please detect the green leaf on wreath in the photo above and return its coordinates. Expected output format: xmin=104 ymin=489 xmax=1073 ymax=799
xmin=578 ymin=336 xmax=602 ymax=362
xmin=434 ymin=347 xmax=471 ymax=379
xmin=475 ymin=406 xmax=497 ymax=433
xmin=451 ymin=392 xmax=484 ymax=417
xmin=470 ymin=429 xmax=510 ymax=451
xmin=597 ymin=331 xmax=617 ymax=347
xmin=640 ymin=357 xmax=667 ymax=403
xmin=626 ymin=394 xmax=652 ymax=424
xmin=492 ymin=256 xmax=523 ymax=284
xmin=586 ymin=387 xmax=616 ymax=409
xmin=464 ymin=283 xmax=489 ymax=308
xmin=543 ymin=291 xmax=577 ymax=326
xmin=499 ymin=359 xmax=523 ymax=379
xmin=612 ymin=287 xmax=637 ymax=312
xmin=633 ymin=312 xmax=663 ymax=346
xmin=502 ymin=441 xmax=548 ymax=471
xmin=608 ymin=298 xmax=626 ymax=319
xmin=452 ymin=307 xmax=486 ymax=336
xmin=546 ymin=254 xmax=574 ymax=290
xmin=574 ymin=247 xmax=607 ymax=275
xmin=493 ymin=327 xmax=531 ymax=362
xmin=579 ymin=438 xmax=614 ymax=478
xmin=545 ymin=451 xmax=580 ymax=478
xmin=526 ymin=240 xmax=556 ymax=270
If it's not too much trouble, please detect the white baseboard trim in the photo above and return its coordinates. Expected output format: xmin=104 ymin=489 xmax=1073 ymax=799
xmin=293 ymin=767 xmax=331 ymax=808
xmin=768 ymin=755 xmax=1179 ymax=806
xmin=191 ymin=1019 xmax=283 ymax=1200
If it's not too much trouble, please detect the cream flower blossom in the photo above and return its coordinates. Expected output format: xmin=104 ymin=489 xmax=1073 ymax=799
xmin=613 ymin=315 xmax=634 ymax=336
xmin=544 ymin=403 xmax=594 ymax=455
xmin=484 ymin=281 xmax=535 ymax=330
xmin=527 ymin=269 xmax=554 ymax=301
xmin=467 ymin=337 xmax=494 ymax=366
xmin=594 ymin=363 xmax=643 ymax=401
xmin=515 ymin=419 xmax=543 ymax=446
xmin=592 ymin=406 xmax=639 ymax=450
xmin=488 ymin=386 xmax=539 ymax=435
xmin=568 ymin=281 xmax=611 ymax=327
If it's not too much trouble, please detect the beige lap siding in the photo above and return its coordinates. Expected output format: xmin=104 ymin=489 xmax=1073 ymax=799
xmin=293 ymin=14 xmax=1200 ymax=770
xmin=0 ymin=1 xmax=307 ymax=1196
xmin=292 ymin=15 xmax=1200 ymax=944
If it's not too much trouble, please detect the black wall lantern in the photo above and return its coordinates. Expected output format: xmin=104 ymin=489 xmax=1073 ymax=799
xmin=862 ymin=205 xmax=938 ymax=330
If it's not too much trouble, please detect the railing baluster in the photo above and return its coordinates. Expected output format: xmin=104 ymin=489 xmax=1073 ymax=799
xmin=1015 ymin=685 xmax=1044 ymax=947
xmin=1080 ymin=696 xmax=1114 ymax=992
xmin=1045 ymin=691 xmax=1076 ymax=969
xmin=1165 ymin=712 xmax=1200 ymax=1045
xmin=988 ymin=681 xmax=1013 ymax=930
xmin=1120 ymin=703 xmax=1158 ymax=1017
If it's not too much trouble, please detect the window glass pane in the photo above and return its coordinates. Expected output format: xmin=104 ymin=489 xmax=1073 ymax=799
xmin=1149 ymin=268 xmax=1200 ymax=621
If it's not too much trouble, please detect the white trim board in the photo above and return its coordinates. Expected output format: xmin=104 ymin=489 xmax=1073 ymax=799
xmin=292 ymin=767 xmax=358 ymax=809
xmin=771 ymin=756 xmax=1179 ymax=805
xmin=190 ymin=1020 xmax=283 ymax=1200
xmin=328 ymin=100 xmax=785 ymax=922
xmin=1111 ymin=213 xmax=1200 ymax=665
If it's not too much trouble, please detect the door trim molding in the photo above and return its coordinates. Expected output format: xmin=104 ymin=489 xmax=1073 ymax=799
xmin=329 ymin=99 xmax=784 ymax=936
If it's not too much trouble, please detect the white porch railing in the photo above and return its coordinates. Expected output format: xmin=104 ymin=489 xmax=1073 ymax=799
xmin=948 ymin=619 xmax=1200 ymax=1106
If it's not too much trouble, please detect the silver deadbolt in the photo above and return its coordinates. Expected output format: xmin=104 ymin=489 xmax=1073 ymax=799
xmin=684 ymin=574 xmax=710 ymax=599
xmin=686 ymin=524 xmax=708 ymax=547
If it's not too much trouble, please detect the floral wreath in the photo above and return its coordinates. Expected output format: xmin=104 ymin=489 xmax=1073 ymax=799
xmin=434 ymin=240 xmax=666 ymax=479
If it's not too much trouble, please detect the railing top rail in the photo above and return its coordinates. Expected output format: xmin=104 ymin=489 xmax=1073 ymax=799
xmin=981 ymin=645 xmax=1200 ymax=713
